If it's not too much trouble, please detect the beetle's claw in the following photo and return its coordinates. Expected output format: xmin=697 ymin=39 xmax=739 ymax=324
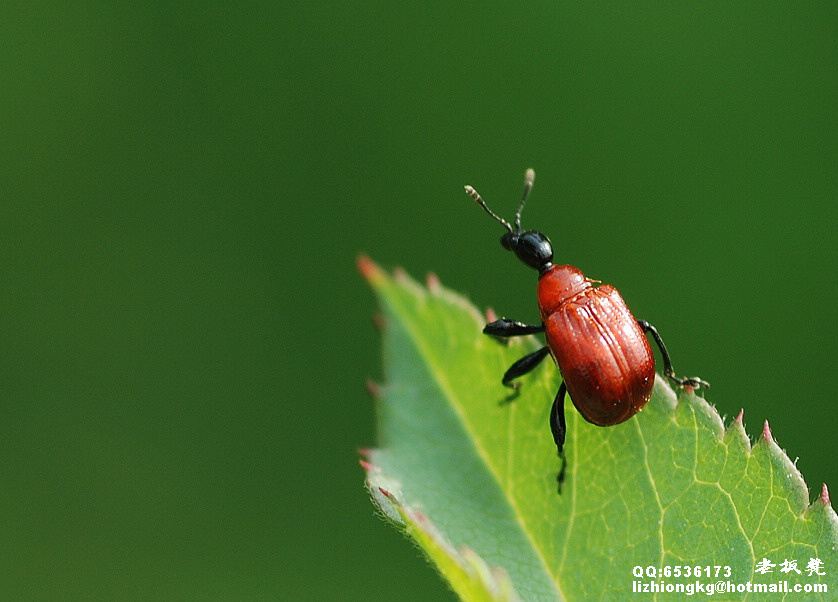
xmin=669 ymin=374 xmax=710 ymax=390
xmin=685 ymin=376 xmax=710 ymax=389
xmin=501 ymin=383 xmax=521 ymax=404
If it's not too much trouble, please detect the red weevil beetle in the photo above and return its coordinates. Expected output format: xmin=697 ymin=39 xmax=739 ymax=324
xmin=465 ymin=169 xmax=707 ymax=479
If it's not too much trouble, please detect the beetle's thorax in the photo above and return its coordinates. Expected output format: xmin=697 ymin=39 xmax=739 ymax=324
xmin=537 ymin=265 xmax=594 ymax=319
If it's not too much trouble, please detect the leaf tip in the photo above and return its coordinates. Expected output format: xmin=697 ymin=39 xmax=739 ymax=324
xmin=365 ymin=379 xmax=382 ymax=399
xmin=356 ymin=254 xmax=384 ymax=283
xmin=393 ymin=265 xmax=408 ymax=282
xmin=803 ymin=482 xmax=838 ymax=526
xmin=359 ymin=458 xmax=377 ymax=472
xmin=365 ymin=469 xmax=406 ymax=524
xmin=762 ymin=419 xmax=774 ymax=444
xmin=426 ymin=271 xmax=441 ymax=293
xmin=723 ymin=407 xmax=751 ymax=451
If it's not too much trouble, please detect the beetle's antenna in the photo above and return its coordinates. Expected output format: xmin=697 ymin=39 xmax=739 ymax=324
xmin=514 ymin=168 xmax=535 ymax=230
xmin=464 ymin=185 xmax=514 ymax=233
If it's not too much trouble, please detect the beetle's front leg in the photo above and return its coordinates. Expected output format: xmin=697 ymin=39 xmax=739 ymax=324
xmin=483 ymin=318 xmax=544 ymax=337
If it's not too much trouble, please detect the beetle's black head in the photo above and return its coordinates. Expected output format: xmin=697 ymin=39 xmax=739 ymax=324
xmin=500 ymin=230 xmax=553 ymax=272
xmin=464 ymin=169 xmax=554 ymax=273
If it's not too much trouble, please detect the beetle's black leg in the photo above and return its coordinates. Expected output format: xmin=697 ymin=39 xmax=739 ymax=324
xmin=550 ymin=382 xmax=568 ymax=492
xmin=549 ymin=382 xmax=567 ymax=453
xmin=637 ymin=319 xmax=709 ymax=389
xmin=501 ymin=345 xmax=550 ymax=400
xmin=483 ymin=318 xmax=544 ymax=337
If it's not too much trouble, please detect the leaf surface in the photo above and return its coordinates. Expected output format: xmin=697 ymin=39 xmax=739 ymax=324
xmin=360 ymin=258 xmax=838 ymax=601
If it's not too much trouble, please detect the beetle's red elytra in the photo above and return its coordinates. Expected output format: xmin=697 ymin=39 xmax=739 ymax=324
xmin=539 ymin=265 xmax=655 ymax=427
xmin=464 ymin=169 xmax=707 ymax=485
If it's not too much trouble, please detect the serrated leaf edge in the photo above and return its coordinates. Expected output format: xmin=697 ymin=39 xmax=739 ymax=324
xmin=362 ymin=462 xmax=523 ymax=602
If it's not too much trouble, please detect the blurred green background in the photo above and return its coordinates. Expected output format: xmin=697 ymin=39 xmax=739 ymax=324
xmin=1 ymin=2 xmax=836 ymax=600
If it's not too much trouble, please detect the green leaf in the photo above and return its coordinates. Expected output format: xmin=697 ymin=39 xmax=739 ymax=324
xmin=359 ymin=257 xmax=838 ymax=601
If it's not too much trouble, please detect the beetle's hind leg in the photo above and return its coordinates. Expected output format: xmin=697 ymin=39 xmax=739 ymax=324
xmin=637 ymin=319 xmax=710 ymax=389
xmin=550 ymin=382 xmax=568 ymax=493
xmin=500 ymin=345 xmax=550 ymax=401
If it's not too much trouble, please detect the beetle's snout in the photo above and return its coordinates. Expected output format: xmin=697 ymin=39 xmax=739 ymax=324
xmin=500 ymin=232 xmax=517 ymax=251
